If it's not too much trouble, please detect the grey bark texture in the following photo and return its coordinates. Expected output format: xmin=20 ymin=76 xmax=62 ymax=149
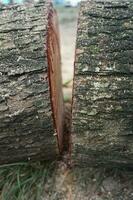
xmin=72 ymin=0 xmax=133 ymax=167
xmin=0 ymin=1 xmax=63 ymax=164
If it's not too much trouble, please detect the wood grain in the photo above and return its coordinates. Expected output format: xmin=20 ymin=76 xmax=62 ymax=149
xmin=0 ymin=1 xmax=64 ymax=164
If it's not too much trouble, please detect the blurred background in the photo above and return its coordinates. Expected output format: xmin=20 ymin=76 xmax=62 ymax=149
xmin=0 ymin=0 xmax=80 ymax=6
xmin=54 ymin=1 xmax=79 ymax=102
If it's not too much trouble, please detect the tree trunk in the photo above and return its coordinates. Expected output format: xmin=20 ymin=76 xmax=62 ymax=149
xmin=0 ymin=1 xmax=64 ymax=164
xmin=72 ymin=0 xmax=133 ymax=167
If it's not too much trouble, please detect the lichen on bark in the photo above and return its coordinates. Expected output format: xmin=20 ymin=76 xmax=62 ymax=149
xmin=72 ymin=0 xmax=133 ymax=167
xmin=0 ymin=1 xmax=63 ymax=164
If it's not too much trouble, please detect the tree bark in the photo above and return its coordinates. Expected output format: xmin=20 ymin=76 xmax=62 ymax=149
xmin=72 ymin=0 xmax=133 ymax=167
xmin=0 ymin=1 xmax=64 ymax=164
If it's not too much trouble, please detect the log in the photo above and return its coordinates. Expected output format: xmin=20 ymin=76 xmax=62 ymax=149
xmin=72 ymin=0 xmax=133 ymax=167
xmin=0 ymin=1 xmax=64 ymax=164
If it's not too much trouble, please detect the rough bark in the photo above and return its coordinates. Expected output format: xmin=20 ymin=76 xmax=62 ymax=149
xmin=72 ymin=0 xmax=133 ymax=167
xmin=0 ymin=1 xmax=64 ymax=164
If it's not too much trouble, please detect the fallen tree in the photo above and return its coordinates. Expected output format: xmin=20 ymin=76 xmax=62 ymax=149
xmin=72 ymin=0 xmax=133 ymax=167
xmin=0 ymin=1 xmax=64 ymax=164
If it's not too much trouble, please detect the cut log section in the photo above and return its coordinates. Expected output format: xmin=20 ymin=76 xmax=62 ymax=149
xmin=0 ymin=1 xmax=64 ymax=164
xmin=72 ymin=0 xmax=133 ymax=167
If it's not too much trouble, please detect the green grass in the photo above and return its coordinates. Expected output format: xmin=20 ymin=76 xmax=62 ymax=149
xmin=0 ymin=162 xmax=55 ymax=200
xmin=63 ymin=79 xmax=72 ymax=88
xmin=0 ymin=6 xmax=76 ymax=200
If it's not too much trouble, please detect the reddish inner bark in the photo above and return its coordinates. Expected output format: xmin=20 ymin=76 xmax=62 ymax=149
xmin=47 ymin=8 xmax=64 ymax=153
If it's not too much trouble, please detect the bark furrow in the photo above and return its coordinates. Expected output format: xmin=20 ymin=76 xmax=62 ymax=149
xmin=0 ymin=1 xmax=64 ymax=164
xmin=72 ymin=0 xmax=133 ymax=167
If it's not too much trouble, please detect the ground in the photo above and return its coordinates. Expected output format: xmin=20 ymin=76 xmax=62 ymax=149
xmin=0 ymin=161 xmax=133 ymax=200
xmin=0 ymin=6 xmax=133 ymax=200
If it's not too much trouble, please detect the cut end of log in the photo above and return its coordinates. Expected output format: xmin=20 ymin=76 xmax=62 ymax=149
xmin=47 ymin=7 xmax=64 ymax=153
xmin=0 ymin=1 xmax=64 ymax=164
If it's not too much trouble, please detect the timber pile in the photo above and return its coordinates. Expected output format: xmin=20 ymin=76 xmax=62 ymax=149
xmin=0 ymin=1 xmax=64 ymax=164
xmin=72 ymin=0 xmax=133 ymax=167
xmin=0 ymin=0 xmax=133 ymax=168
